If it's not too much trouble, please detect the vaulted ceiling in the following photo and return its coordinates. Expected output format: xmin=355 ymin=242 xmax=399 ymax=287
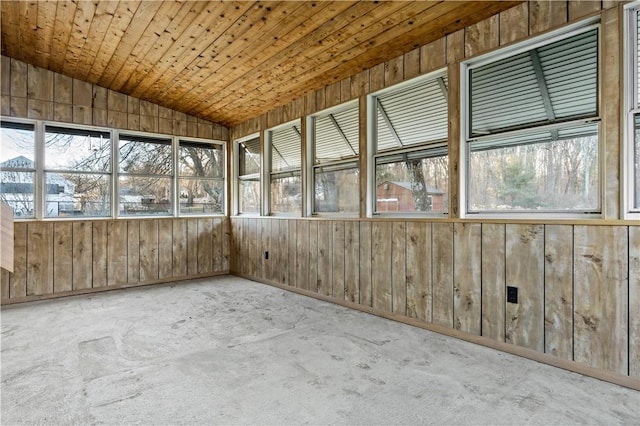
xmin=0 ymin=1 xmax=521 ymax=127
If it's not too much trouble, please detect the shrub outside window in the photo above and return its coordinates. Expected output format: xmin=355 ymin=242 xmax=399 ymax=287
xmin=465 ymin=25 xmax=600 ymax=214
xmin=310 ymin=101 xmax=359 ymax=214
xmin=267 ymin=121 xmax=302 ymax=215
xmin=371 ymin=72 xmax=449 ymax=215
xmin=0 ymin=121 xmax=36 ymax=218
xmin=119 ymin=134 xmax=173 ymax=216
xmin=237 ymin=136 xmax=261 ymax=214
xmin=178 ymin=140 xmax=224 ymax=215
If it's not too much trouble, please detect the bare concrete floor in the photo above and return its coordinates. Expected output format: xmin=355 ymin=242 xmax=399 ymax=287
xmin=1 ymin=276 xmax=638 ymax=425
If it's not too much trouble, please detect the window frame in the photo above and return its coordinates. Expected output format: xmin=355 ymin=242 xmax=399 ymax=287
xmin=460 ymin=18 xmax=603 ymax=219
xmin=265 ymin=119 xmax=302 ymax=217
xmin=367 ymin=69 xmax=450 ymax=218
xmin=307 ymin=100 xmax=360 ymax=217
xmin=233 ymin=133 xmax=261 ymax=216
xmin=624 ymin=2 xmax=640 ymax=220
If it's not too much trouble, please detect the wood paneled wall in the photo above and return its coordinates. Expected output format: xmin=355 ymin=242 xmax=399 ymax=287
xmin=0 ymin=55 xmax=228 ymax=141
xmin=1 ymin=217 xmax=230 ymax=303
xmin=231 ymin=217 xmax=640 ymax=381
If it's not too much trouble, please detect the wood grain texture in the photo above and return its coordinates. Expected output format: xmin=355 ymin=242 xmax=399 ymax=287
xmin=173 ymin=219 xmax=187 ymax=277
xmin=481 ymin=223 xmax=505 ymax=342
xmin=158 ymin=219 xmax=173 ymax=279
xmin=278 ymin=219 xmax=289 ymax=285
xmin=453 ymin=223 xmax=481 ymax=335
xmin=27 ymin=222 xmax=53 ymax=296
xmin=186 ymin=218 xmax=198 ymax=276
xmin=529 ymin=0 xmax=567 ymax=35
xmin=574 ymin=226 xmax=628 ymax=375
xmin=544 ymin=224 xmax=573 ymax=360
xmin=500 ymin=1 xmax=529 ymax=46
xmin=9 ymin=222 xmax=27 ymax=298
xmin=308 ymin=221 xmax=318 ymax=291
xmin=344 ymin=221 xmax=360 ymax=303
xmin=332 ymin=221 xmax=345 ymax=299
xmin=465 ymin=14 xmax=499 ymax=58
xmin=197 ymin=218 xmax=213 ymax=275
xmin=505 ymin=224 xmax=544 ymax=352
xmin=107 ymin=221 xmax=127 ymax=286
xmin=140 ymin=219 xmax=159 ymax=281
xmin=296 ymin=220 xmax=309 ymax=291
xmin=222 ymin=217 xmax=230 ymax=272
xmin=629 ymin=226 xmax=640 ymax=378
xmin=568 ymin=0 xmax=601 ymax=20
xmin=406 ymin=222 xmax=431 ymax=322
xmin=287 ymin=219 xmax=297 ymax=287
xmin=1 ymin=203 xmax=14 ymax=272
xmin=432 ymin=222 xmax=453 ymax=327
xmin=371 ymin=222 xmax=392 ymax=312
xmin=391 ymin=221 xmax=406 ymax=315
xmin=359 ymin=221 xmax=372 ymax=307
xmin=53 ymin=222 xmax=73 ymax=293
xmin=420 ymin=37 xmax=446 ymax=74
xmin=72 ymin=222 xmax=92 ymax=290
xmin=126 ymin=220 xmax=140 ymax=283
xmin=317 ymin=221 xmax=332 ymax=296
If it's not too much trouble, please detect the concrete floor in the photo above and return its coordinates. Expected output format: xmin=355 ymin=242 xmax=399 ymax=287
xmin=1 ymin=276 xmax=638 ymax=425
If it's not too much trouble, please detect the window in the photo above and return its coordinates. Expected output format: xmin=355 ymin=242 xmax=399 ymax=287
xmin=178 ymin=140 xmax=224 ymax=215
xmin=310 ymin=101 xmax=359 ymax=214
xmin=464 ymin=25 xmax=599 ymax=214
xmin=371 ymin=72 xmax=449 ymax=215
xmin=236 ymin=135 xmax=261 ymax=214
xmin=266 ymin=120 xmax=302 ymax=215
xmin=626 ymin=4 xmax=640 ymax=216
xmin=119 ymin=134 xmax=173 ymax=216
xmin=44 ymin=126 xmax=111 ymax=217
xmin=0 ymin=121 xmax=36 ymax=218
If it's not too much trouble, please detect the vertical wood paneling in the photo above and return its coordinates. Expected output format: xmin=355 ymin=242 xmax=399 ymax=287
xmin=420 ymin=37 xmax=447 ymax=74
xmin=481 ymin=223 xmax=505 ymax=341
xmin=391 ymin=222 xmax=406 ymax=315
xmin=499 ymin=2 xmax=529 ymax=45
xmin=371 ymin=222 xmax=392 ymax=312
xmin=403 ymin=48 xmax=421 ymax=80
xmin=344 ymin=221 xmax=360 ymax=303
xmin=172 ymin=219 xmax=187 ymax=277
xmin=317 ymin=221 xmax=332 ymax=296
xmin=505 ymin=224 xmax=544 ymax=352
xmin=629 ymin=226 xmax=640 ymax=378
xmin=568 ymin=1 xmax=601 ymax=20
xmin=287 ymin=219 xmax=297 ymax=287
xmin=261 ymin=218 xmax=271 ymax=280
xmin=296 ymin=220 xmax=309 ymax=291
xmin=432 ymin=223 xmax=454 ymax=327
xmin=406 ymin=222 xmax=431 ymax=322
xmin=268 ymin=219 xmax=278 ymax=282
xmin=92 ymin=221 xmax=108 ymax=288
xmin=9 ymin=223 xmax=27 ymax=298
xmin=186 ymin=218 xmax=198 ymax=276
xmin=278 ymin=219 xmax=289 ymax=285
xmin=158 ymin=219 xmax=173 ymax=279
xmin=27 ymin=222 xmax=53 ymax=296
xmin=71 ymin=222 xmax=92 ymax=290
xmin=332 ymin=221 xmax=345 ymax=299
xmin=464 ymin=15 xmax=499 ymax=58
xmin=359 ymin=221 xmax=372 ymax=307
xmin=222 ymin=217 xmax=230 ymax=272
xmin=544 ymin=224 xmax=574 ymax=360
xmin=447 ymin=61 xmax=460 ymax=217
xmin=308 ymin=221 xmax=318 ymax=291
xmin=197 ymin=218 xmax=213 ymax=275
xmin=453 ymin=223 xmax=481 ymax=335
xmin=140 ymin=219 xmax=159 ymax=281
xmin=53 ymin=222 xmax=73 ymax=293
xmin=529 ymin=0 xmax=567 ymax=35
xmin=107 ymin=221 xmax=127 ymax=286
xmin=127 ymin=220 xmax=140 ymax=283
xmin=248 ymin=218 xmax=258 ymax=277
xmin=1 ymin=269 xmax=9 ymax=299
xmin=574 ymin=226 xmax=628 ymax=375
xmin=211 ymin=217 xmax=223 ymax=273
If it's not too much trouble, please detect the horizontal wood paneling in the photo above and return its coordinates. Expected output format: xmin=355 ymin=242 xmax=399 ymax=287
xmin=230 ymin=217 xmax=638 ymax=382
xmin=2 ymin=217 xmax=230 ymax=304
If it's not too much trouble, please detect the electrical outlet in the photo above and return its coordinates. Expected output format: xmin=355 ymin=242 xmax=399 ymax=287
xmin=507 ymin=286 xmax=518 ymax=304
xmin=264 ymin=251 xmax=269 ymax=260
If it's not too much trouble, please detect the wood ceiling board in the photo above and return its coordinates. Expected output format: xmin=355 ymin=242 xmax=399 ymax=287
xmin=0 ymin=0 xmax=523 ymax=127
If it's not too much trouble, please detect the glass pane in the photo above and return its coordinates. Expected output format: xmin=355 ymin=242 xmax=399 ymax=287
xmin=45 ymin=173 xmax=110 ymax=217
xmin=270 ymin=173 xmax=301 ymax=214
xmin=314 ymin=103 xmax=359 ymax=163
xmin=119 ymin=136 xmax=172 ymax=175
xmin=45 ymin=126 xmax=111 ymax=171
xmin=634 ymin=114 xmax=640 ymax=209
xmin=1 ymin=122 xmax=35 ymax=166
xmin=239 ymin=177 xmax=260 ymax=214
xmin=471 ymin=29 xmax=598 ymax=136
xmin=0 ymin=171 xmax=35 ymax=218
xmin=314 ymin=166 xmax=359 ymax=213
xmin=239 ymin=137 xmax=261 ymax=176
xmin=179 ymin=142 xmax=223 ymax=178
xmin=270 ymin=123 xmax=301 ymax=172
xmin=119 ymin=176 xmax=172 ymax=216
xmin=637 ymin=10 xmax=640 ymax=105
xmin=469 ymin=129 xmax=599 ymax=211
xmin=179 ymin=178 xmax=223 ymax=214
xmin=375 ymin=154 xmax=448 ymax=213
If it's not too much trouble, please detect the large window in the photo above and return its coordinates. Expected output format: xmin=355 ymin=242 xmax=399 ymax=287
xmin=464 ymin=24 xmax=599 ymax=215
xmin=310 ymin=101 xmax=359 ymax=214
xmin=236 ymin=135 xmax=261 ymax=214
xmin=0 ymin=121 xmax=36 ymax=218
xmin=371 ymin=72 xmax=449 ymax=215
xmin=119 ymin=134 xmax=173 ymax=216
xmin=44 ymin=126 xmax=111 ymax=217
xmin=626 ymin=4 xmax=640 ymax=216
xmin=178 ymin=140 xmax=224 ymax=215
xmin=267 ymin=121 xmax=302 ymax=215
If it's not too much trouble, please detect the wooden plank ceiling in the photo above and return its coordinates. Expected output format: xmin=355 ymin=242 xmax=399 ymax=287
xmin=0 ymin=1 xmax=521 ymax=127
